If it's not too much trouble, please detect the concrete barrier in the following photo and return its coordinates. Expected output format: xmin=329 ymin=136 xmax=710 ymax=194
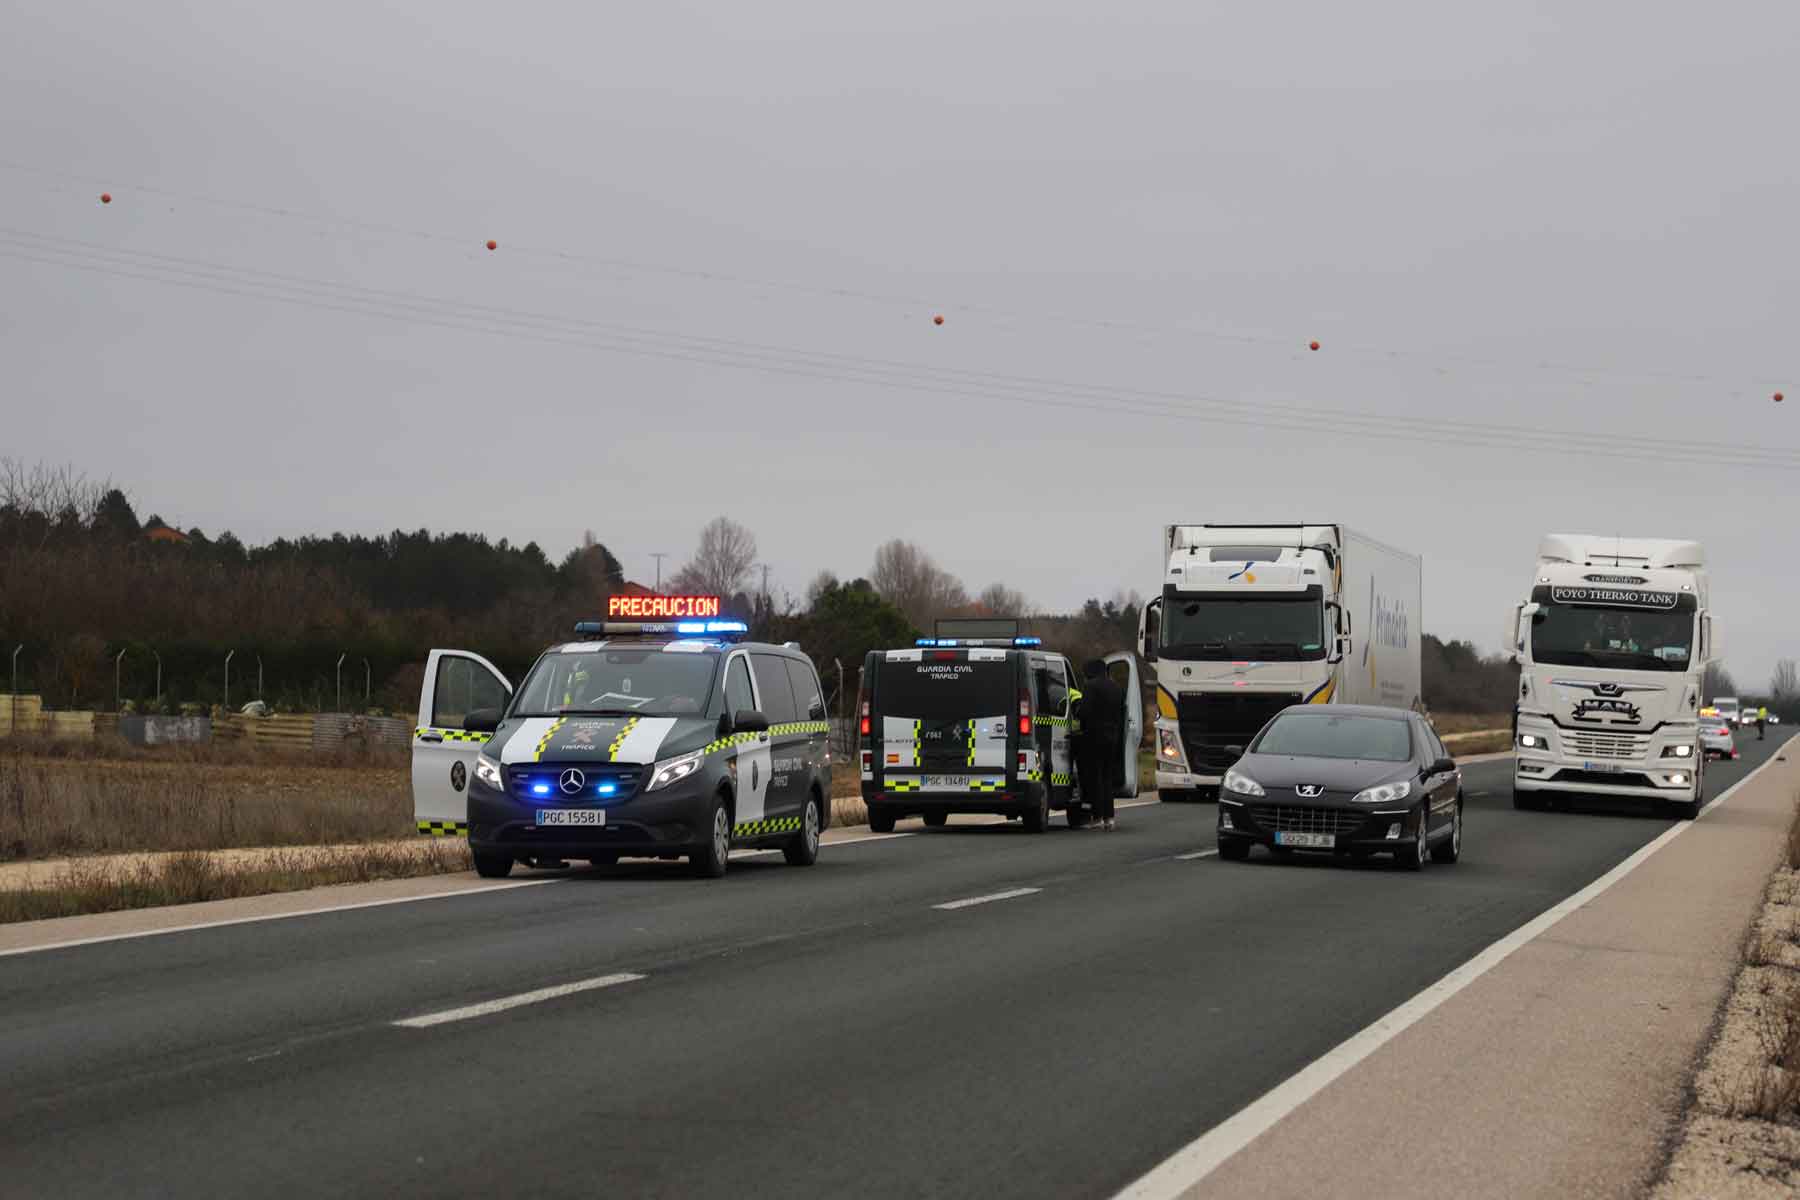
xmin=118 ymin=715 xmax=214 ymax=745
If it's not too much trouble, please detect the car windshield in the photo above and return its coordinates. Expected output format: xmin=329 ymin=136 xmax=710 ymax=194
xmin=1252 ymin=713 xmax=1413 ymax=761
xmin=1160 ymin=587 xmax=1326 ymax=661
xmin=511 ymin=649 xmax=718 ymax=718
xmin=1529 ymin=600 xmax=1694 ymax=672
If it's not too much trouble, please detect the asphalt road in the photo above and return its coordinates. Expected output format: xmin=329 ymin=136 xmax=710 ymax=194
xmin=0 ymin=740 xmax=1786 ymax=1198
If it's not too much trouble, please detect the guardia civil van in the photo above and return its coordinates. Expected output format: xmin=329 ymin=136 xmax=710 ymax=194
xmin=412 ymin=600 xmax=832 ymax=878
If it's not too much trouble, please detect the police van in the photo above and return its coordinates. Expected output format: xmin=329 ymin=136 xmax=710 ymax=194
xmin=858 ymin=628 xmax=1141 ymax=832
xmin=412 ymin=599 xmax=832 ymax=879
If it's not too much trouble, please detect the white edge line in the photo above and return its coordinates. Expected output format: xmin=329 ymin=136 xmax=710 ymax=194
xmin=1115 ymin=737 xmax=1792 ymax=1200
xmin=1174 ymin=849 xmax=1219 ymax=861
xmin=0 ymin=877 xmax=564 ymax=960
xmin=933 ymin=886 xmax=1043 ymax=911
xmin=395 ymin=972 xmax=645 ymax=1028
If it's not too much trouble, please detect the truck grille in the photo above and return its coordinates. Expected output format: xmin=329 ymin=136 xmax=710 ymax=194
xmin=1177 ymin=692 xmax=1301 ymax=772
xmin=1249 ymin=805 xmax=1368 ymax=836
xmin=1564 ymin=730 xmax=1650 ymax=761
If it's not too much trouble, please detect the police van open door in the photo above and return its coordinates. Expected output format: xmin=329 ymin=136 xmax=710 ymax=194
xmin=413 ymin=649 xmax=512 ymax=836
xmin=1105 ymin=651 xmax=1143 ymax=799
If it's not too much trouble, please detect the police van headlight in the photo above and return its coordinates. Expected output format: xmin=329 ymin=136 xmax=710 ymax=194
xmin=474 ymin=753 xmax=504 ymax=791
xmin=646 ymin=748 xmax=706 ymax=793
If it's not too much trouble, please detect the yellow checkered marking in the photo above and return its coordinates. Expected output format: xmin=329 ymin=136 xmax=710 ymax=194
xmin=417 ymin=820 xmax=469 ymax=836
xmin=533 ymin=717 xmax=568 ymax=762
xmin=966 ymin=720 xmax=977 ymax=767
xmin=768 ymin=720 xmax=831 ymax=736
xmin=1051 ymin=771 xmax=1073 ymax=786
xmin=732 ymin=815 xmax=803 ymax=837
xmin=607 ymin=716 xmax=641 ymax=761
xmin=416 ymin=727 xmax=490 ymax=743
xmin=702 ymin=731 xmax=764 ymax=755
xmin=970 ymin=779 xmax=1005 ymax=793
xmin=889 ymin=779 xmax=922 ymax=793
xmin=1037 ymin=715 xmax=1071 ymax=729
xmin=911 ymin=719 xmax=921 ymax=767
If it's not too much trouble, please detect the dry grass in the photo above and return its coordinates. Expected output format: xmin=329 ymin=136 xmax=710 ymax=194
xmin=1 ymin=733 xmax=406 ymax=770
xmin=0 ymin=748 xmax=409 ymax=861
xmin=0 ymin=841 xmax=471 ymax=925
xmin=1724 ymin=788 xmax=1800 ymax=1122
xmin=1432 ymin=712 xmax=1512 ymax=735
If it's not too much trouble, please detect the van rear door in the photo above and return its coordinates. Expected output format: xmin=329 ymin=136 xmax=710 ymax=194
xmin=872 ymin=648 xmax=1016 ymax=792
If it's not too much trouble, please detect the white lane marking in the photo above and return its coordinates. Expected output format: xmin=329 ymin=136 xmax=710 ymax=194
xmin=394 ymin=972 xmax=645 ymax=1029
xmin=1116 ymin=736 xmax=1793 ymax=1199
xmin=933 ymin=887 xmax=1042 ymax=911
xmin=0 ymin=877 xmax=565 ymax=960
xmin=1174 ymin=849 xmax=1218 ymax=861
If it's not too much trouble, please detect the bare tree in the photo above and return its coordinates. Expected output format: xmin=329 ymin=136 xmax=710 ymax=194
xmin=1774 ymin=659 xmax=1799 ymax=703
xmin=804 ymin=570 xmax=840 ymax=609
xmin=976 ymin=582 xmax=1032 ymax=617
xmin=0 ymin=459 xmax=111 ymax=547
xmin=1703 ymin=660 xmax=1738 ymax=702
xmin=671 ymin=517 xmax=758 ymax=597
xmin=870 ymin=539 xmax=968 ymax=628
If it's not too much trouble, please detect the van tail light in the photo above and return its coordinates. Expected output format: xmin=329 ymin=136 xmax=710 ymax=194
xmin=1018 ymin=688 xmax=1032 ymax=736
xmin=1017 ymin=751 xmax=1027 ymax=773
xmin=860 ymin=750 xmax=872 ymax=773
xmin=859 ymin=692 xmax=871 ymax=738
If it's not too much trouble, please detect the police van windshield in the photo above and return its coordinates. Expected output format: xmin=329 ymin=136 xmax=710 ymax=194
xmin=1161 ymin=587 xmax=1326 ymax=661
xmin=877 ymin=658 xmax=1014 ymax=718
xmin=1529 ymin=602 xmax=1694 ymax=672
xmin=512 ymin=650 xmax=719 ymax=718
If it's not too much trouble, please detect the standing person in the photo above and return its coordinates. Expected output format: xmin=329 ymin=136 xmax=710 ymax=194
xmin=1075 ymin=659 xmax=1127 ymax=830
xmin=1758 ymin=705 xmax=1768 ymax=741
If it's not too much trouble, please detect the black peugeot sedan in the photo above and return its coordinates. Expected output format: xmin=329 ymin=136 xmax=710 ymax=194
xmin=1215 ymin=705 xmax=1462 ymax=869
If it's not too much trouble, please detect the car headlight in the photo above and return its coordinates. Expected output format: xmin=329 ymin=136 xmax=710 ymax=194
xmin=1222 ymin=768 xmax=1264 ymax=797
xmin=474 ymin=752 xmax=504 ymax=790
xmin=1157 ymin=726 xmax=1186 ymax=764
xmin=646 ymin=748 xmax=706 ymax=793
xmin=1352 ymin=779 xmax=1413 ymax=805
xmin=1518 ymin=733 xmax=1548 ymax=750
xmin=1661 ymin=744 xmax=1694 ymax=759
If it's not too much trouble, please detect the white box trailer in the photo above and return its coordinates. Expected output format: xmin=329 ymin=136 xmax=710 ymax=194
xmin=1140 ymin=523 xmax=1423 ymax=800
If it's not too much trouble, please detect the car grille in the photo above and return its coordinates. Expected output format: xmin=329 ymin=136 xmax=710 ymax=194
xmin=1177 ymin=692 xmax=1302 ymax=772
xmin=507 ymin=763 xmax=644 ymax=804
xmin=1249 ymin=805 xmax=1368 ymax=836
xmin=1564 ymin=730 xmax=1650 ymax=760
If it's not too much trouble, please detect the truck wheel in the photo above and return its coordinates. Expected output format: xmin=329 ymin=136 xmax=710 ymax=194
xmin=472 ymin=851 xmax=514 ymax=879
xmin=868 ymin=808 xmax=897 ymax=833
xmin=1668 ymin=797 xmax=1701 ymax=821
xmin=784 ymin=793 xmax=822 ymax=866
xmin=1161 ymin=789 xmax=1194 ymax=804
xmin=922 ymin=812 xmax=947 ymax=828
xmin=689 ymin=794 xmax=731 ymax=878
xmin=1511 ymin=788 xmax=1540 ymax=811
xmin=1022 ymin=790 xmax=1049 ymax=833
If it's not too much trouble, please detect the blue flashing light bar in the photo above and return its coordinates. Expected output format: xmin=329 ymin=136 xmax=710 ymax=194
xmin=596 ymin=783 xmax=617 ymax=796
xmin=915 ymin=636 xmax=1043 ymax=648
xmin=532 ymin=783 xmax=551 ymax=796
xmin=574 ymin=619 xmax=749 ymax=639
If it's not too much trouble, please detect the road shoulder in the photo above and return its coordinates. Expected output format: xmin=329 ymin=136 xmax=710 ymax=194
xmin=1177 ymin=740 xmax=1798 ymax=1199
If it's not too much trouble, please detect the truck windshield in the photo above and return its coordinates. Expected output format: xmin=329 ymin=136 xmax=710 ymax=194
xmin=1160 ymin=588 xmax=1325 ymax=661
xmin=511 ymin=650 xmax=719 ymax=717
xmin=1529 ymin=604 xmax=1694 ymax=672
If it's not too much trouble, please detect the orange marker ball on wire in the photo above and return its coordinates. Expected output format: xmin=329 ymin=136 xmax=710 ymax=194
xmin=100 ymin=192 xmax=112 ymax=204
xmin=485 ymin=239 xmax=497 ymax=251
xmin=933 ymin=314 xmax=944 ymax=326
xmin=1309 ymin=340 xmax=1320 ymax=351
xmin=1777 ymin=392 xmax=1786 ymax=403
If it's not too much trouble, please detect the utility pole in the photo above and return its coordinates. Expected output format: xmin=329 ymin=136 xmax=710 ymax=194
xmin=650 ymin=552 xmax=668 ymax=591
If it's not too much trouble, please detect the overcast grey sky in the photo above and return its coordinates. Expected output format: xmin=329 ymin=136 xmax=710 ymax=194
xmin=4 ymin=1 xmax=1795 ymax=680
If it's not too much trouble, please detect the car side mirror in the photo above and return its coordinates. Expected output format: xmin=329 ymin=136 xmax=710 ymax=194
xmin=1430 ymin=756 xmax=1456 ymax=775
xmin=732 ymin=709 xmax=771 ymax=734
xmin=808 ymin=699 xmax=826 ymax=721
xmin=463 ymin=708 xmax=501 ymax=734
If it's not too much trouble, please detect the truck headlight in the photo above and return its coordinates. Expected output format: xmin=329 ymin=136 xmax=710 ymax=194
xmin=474 ymin=753 xmax=504 ymax=791
xmin=1157 ymin=726 xmax=1186 ymax=764
xmin=1518 ymin=733 xmax=1548 ymax=750
xmin=1222 ymin=768 xmax=1264 ymax=797
xmin=646 ymin=748 xmax=705 ymax=793
xmin=1352 ymin=780 xmax=1413 ymax=805
xmin=1661 ymin=744 xmax=1694 ymax=759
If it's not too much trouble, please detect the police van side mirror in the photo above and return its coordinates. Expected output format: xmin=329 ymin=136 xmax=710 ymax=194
xmin=732 ymin=709 xmax=771 ymax=734
xmin=808 ymin=699 xmax=827 ymax=721
xmin=463 ymin=708 xmax=502 ymax=734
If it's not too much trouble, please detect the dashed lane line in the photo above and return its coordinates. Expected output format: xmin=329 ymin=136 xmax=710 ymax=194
xmin=1174 ymin=849 xmax=1219 ymax=861
xmin=394 ymin=972 xmax=646 ymax=1029
xmin=933 ymin=887 xmax=1042 ymax=911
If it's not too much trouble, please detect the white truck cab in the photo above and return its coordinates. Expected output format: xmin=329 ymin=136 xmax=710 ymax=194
xmin=1508 ymin=534 xmax=1712 ymax=819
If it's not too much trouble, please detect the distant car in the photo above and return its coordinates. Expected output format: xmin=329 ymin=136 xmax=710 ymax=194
xmin=1698 ymin=719 xmax=1736 ymax=760
xmin=1740 ymin=712 xmax=1760 ymax=728
xmin=1772 ymin=715 xmax=1783 ymax=725
xmin=1216 ymin=705 xmax=1462 ymax=869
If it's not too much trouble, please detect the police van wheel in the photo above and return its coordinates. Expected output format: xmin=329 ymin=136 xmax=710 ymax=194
xmin=690 ymin=795 xmax=731 ymax=879
xmin=1022 ymin=792 xmax=1049 ymax=833
xmin=784 ymin=794 xmax=822 ymax=866
xmin=922 ymin=812 xmax=947 ymax=828
xmin=472 ymin=851 xmax=514 ymax=879
xmin=869 ymin=808 xmax=897 ymax=834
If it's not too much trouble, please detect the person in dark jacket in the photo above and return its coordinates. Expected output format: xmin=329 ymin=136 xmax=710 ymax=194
xmin=1075 ymin=659 xmax=1127 ymax=830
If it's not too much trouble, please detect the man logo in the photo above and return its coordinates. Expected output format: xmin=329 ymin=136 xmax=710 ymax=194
xmin=1296 ymin=784 xmax=1324 ymax=798
xmin=1593 ymin=682 xmax=1623 ymax=698
xmin=558 ymin=768 xmax=586 ymax=796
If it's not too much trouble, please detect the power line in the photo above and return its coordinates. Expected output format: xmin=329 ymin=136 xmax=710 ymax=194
xmin=6 ymin=233 xmax=1799 ymax=473
xmin=3 ymin=158 xmax=1787 ymax=394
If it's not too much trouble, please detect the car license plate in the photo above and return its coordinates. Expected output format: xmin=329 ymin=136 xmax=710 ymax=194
xmin=536 ymin=809 xmax=604 ymax=827
xmin=928 ymin=775 xmax=970 ymax=789
xmin=1582 ymin=761 xmax=1625 ymax=774
xmin=1274 ymin=831 xmax=1334 ymax=849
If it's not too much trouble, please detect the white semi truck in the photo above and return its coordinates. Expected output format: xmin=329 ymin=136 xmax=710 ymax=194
xmin=1507 ymin=534 xmax=1712 ymax=819
xmin=1139 ymin=523 xmax=1424 ymax=801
